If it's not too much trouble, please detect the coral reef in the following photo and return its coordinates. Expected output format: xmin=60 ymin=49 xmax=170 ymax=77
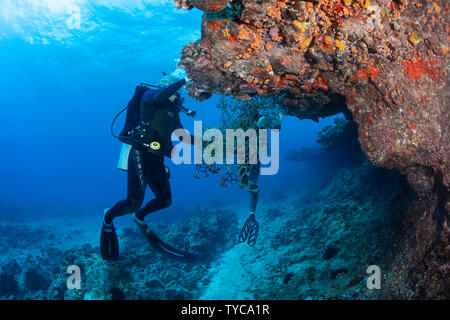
xmin=190 ymin=0 xmax=230 ymax=12
xmin=62 ymin=208 xmax=235 ymax=300
xmin=316 ymin=117 xmax=358 ymax=151
xmin=177 ymin=0 xmax=449 ymax=298
xmin=0 ymin=226 xmax=66 ymax=300
xmin=0 ymin=272 xmax=19 ymax=298
xmin=199 ymin=158 xmax=414 ymax=299
xmin=174 ymin=0 xmax=195 ymax=11
xmin=178 ymin=0 xmax=449 ymax=190
xmin=0 ymin=208 xmax=237 ymax=300
xmin=0 ymin=156 xmax=423 ymax=300
xmin=264 ymin=160 xmax=414 ymax=299
xmin=383 ymin=182 xmax=450 ymax=299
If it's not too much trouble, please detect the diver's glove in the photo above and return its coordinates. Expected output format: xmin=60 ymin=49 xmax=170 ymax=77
xmin=185 ymin=108 xmax=196 ymax=117
xmin=238 ymin=213 xmax=259 ymax=247
xmin=180 ymin=105 xmax=196 ymax=117
xmin=184 ymin=76 xmax=192 ymax=83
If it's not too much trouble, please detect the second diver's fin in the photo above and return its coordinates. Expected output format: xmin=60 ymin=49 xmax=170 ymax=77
xmin=133 ymin=214 xmax=196 ymax=261
xmin=238 ymin=213 xmax=259 ymax=247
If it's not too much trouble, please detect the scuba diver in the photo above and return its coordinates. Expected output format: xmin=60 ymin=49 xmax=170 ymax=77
xmin=237 ymin=103 xmax=282 ymax=247
xmin=101 ymin=72 xmax=195 ymax=261
xmin=194 ymin=97 xmax=282 ymax=248
xmin=236 ymin=106 xmax=262 ymax=248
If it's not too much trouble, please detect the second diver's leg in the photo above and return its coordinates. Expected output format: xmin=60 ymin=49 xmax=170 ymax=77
xmin=239 ymin=164 xmax=260 ymax=247
xmin=240 ymin=164 xmax=260 ymax=213
xmin=248 ymin=164 xmax=260 ymax=214
xmin=249 ymin=191 xmax=259 ymax=214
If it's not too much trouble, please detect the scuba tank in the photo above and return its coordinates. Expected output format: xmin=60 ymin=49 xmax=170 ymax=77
xmin=110 ymin=80 xmax=196 ymax=164
xmin=117 ymin=143 xmax=132 ymax=171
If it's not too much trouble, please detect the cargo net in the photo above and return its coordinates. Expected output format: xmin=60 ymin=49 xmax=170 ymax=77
xmin=193 ymin=96 xmax=282 ymax=193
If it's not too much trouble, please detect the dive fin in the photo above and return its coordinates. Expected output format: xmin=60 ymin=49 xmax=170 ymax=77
xmin=133 ymin=214 xmax=195 ymax=261
xmin=238 ymin=214 xmax=259 ymax=247
xmin=100 ymin=220 xmax=119 ymax=261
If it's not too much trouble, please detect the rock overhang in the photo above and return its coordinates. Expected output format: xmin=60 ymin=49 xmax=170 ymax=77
xmin=177 ymin=0 xmax=449 ymax=191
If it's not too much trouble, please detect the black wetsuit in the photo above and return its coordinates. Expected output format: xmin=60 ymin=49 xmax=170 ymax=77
xmin=105 ymin=79 xmax=186 ymax=223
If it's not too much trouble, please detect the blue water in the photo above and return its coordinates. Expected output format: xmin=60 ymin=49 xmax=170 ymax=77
xmin=0 ymin=1 xmax=335 ymax=221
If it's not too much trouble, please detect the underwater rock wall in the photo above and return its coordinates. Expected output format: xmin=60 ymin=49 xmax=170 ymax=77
xmin=177 ymin=0 xmax=449 ymax=298
xmin=316 ymin=117 xmax=358 ymax=151
xmin=178 ymin=0 xmax=449 ymax=191
xmin=199 ymin=158 xmax=414 ymax=299
xmin=264 ymin=160 xmax=413 ymax=299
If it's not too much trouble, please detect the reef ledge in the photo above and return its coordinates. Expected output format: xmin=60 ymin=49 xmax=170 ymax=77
xmin=177 ymin=0 xmax=449 ymax=299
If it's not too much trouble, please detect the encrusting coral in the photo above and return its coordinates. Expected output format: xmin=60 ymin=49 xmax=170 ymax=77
xmin=176 ymin=0 xmax=449 ymax=299
xmin=189 ymin=0 xmax=231 ymax=12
